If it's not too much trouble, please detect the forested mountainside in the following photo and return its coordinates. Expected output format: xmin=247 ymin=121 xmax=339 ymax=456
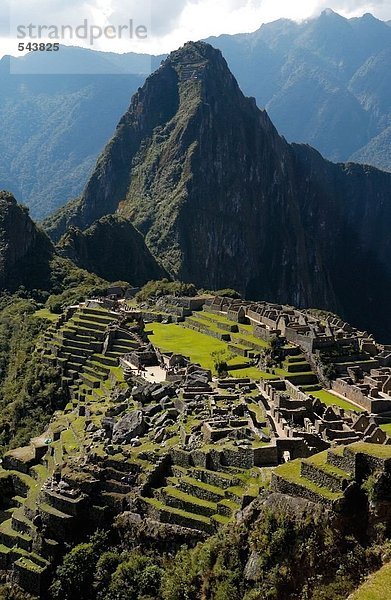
xmin=44 ymin=42 xmax=391 ymax=341
xmin=57 ymin=215 xmax=166 ymax=285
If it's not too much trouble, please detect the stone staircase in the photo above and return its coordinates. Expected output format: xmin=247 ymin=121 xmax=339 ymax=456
xmin=41 ymin=306 xmax=119 ymax=386
xmin=142 ymin=463 xmax=262 ymax=534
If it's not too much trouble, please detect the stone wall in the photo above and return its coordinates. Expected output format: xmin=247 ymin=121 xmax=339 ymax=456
xmin=301 ymin=461 xmax=348 ymax=492
xmin=328 ymin=450 xmax=356 ymax=476
xmin=253 ymin=325 xmax=279 ymax=342
xmin=183 ymin=321 xmax=230 ymax=342
xmin=285 ymin=381 xmax=311 ymax=404
xmin=141 ymin=455 xmax=171 ymax=495
xmin=275 ymin=438 xmax=311 ymax=460
xmin=271 ymin=473 xmax=336 ymax=509
xmin=12 ymin=561 xmax=46 ymax=598
xmin=0 ymin=474 xmax=13 ymax=508
xmin=332 ymin=379 xmax=391 ymax=414
xmin=222 ymin=448 xmax=254 ymax=469
xmin=253 ymin=445 xmax=278 ymax=466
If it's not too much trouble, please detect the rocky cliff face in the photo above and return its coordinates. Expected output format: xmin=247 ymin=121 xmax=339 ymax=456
xmin=0 ymin=191 xmax=55 ymax=291
xmin=58 ymin=215 xmax=166 ymax=285
xmin=45 ymin=43 xmax=391 ymax=340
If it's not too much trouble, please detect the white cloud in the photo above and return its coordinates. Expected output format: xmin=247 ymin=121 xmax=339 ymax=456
xmin=0 ymin=0 xmax=390 ymax=57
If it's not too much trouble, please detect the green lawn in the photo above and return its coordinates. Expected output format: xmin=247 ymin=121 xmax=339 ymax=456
xmin=311 ymin=390 xmax=363 ymax=412
xmin=350 ymin=562 xmax=391 ymax=600
xmin=380 ymin=423 xmax=391 ymax=436
xmin=147 ymin=322 xmax=228 ymax=371
xmin=147 ymin=322 xmax=275 ymax=379
xmin=230 ymin=367 xmax=277 ymax=381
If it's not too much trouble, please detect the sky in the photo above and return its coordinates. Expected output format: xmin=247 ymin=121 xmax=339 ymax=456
xmin=0 ymin=0 xmax=390 ymax=59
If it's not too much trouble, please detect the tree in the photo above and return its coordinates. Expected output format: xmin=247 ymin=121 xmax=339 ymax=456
xmin=211 ymin=350 xmax=233 ymax=377
xmin=104 ymin=552 xmax=163 ymax=600
xmin=50 ymin=531 xmax=109 ymax=600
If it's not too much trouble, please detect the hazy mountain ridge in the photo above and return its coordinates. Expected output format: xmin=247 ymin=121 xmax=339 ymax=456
xmin=206 ymin=10 xmax=391 ymax=167
xmin=0 ymin=49 xmax=158 ymax=219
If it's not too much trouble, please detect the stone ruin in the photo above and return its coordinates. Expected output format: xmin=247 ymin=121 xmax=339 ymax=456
xmin=332 ymin=366 xmax=391 ymax=414
xmin=1 ymin=296 xmax=391 ymax=598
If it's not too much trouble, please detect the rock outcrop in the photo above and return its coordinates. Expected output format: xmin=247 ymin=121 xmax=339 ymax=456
xmin=0 ymin=191 xmax=55 ymax=291
xmin=58 ymin=215 xmax=166 ymax=285
xmin=112 ymin=410 xmax=146 ymax=444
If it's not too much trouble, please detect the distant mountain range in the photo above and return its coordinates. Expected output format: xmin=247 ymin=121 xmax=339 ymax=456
xmin=43 ymin=41 xmax=391 ymax=341
xmin=0 ymin=10 xmax=390 ymax=219
xmin=0 ymin=49 xmax=162 ymax=219
xmin=208 ymin=10 xmax=391 ymax=167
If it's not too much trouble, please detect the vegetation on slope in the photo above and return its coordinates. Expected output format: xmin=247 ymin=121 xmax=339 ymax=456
xmin=43 ymin=498 xmax=390 ymax=600
xmin=0 ymin=257 xmax=109 ymax=456
xmin=0 ymin=297 xmax=66 ymax=455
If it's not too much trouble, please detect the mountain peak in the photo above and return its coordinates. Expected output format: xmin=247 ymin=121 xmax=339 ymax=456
xmin=0 ymin=190 xmax=17 ymax=206
xmin=163 ymin=41 xmax=227 ymax=83
xmin=320 ymin=8 xmax=340 ymax=18
xmin=168 ymin=40 xmax=220 ymax=62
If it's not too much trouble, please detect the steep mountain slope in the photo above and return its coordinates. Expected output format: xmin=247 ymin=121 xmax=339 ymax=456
xmin=0 ymin=190 xmax=165 ymax=295
xmin=44 ymin=42 xmax=391 ymax=340
xmin=0 ymin=191 xmax=55 ymax=291
xmin=57 ymin=215 xmax=166 ymax=285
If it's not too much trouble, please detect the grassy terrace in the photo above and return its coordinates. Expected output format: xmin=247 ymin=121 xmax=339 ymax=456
xmin=231 ymin=330 xmax=269 ymax=349
xmin=304 ymin=450 xmax=351 ymax=480
xmin=200 ymin=311 xmax=238 ymax=326
xmin=310 ymin=390 xmax=363 ymax=412
xmin=144 ymin=497 xmax=211 ymax=525
xmin=348 ymin=442 xmax=391 ymax=460
xmin=200 ymin=311 xmax=269 ymax=347
xmin=274 ymin=459 xmax=344 ymax=501
xmin=350 ymin=562 xmax=391 ymax=600
xmin=187 ymin=315 xmax=227 ymax=335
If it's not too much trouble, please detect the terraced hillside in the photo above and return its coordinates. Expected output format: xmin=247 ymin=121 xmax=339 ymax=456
xmin=39 ymin=305 xmax=140 ymax=401
xmin=0 ymin=305 xmax=142 ymax=594
xmin=272 ymin=443 xmax=391 ymax=510
xmin=0 ymin=303 xmax=278 ymax=595
xmin=141 ymin=464 xmax=267 ymax=534
xmin=0 ymin=296 xmax=389 ymax=598
xmin=148 ymin=307 xmax=325 ymax=388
